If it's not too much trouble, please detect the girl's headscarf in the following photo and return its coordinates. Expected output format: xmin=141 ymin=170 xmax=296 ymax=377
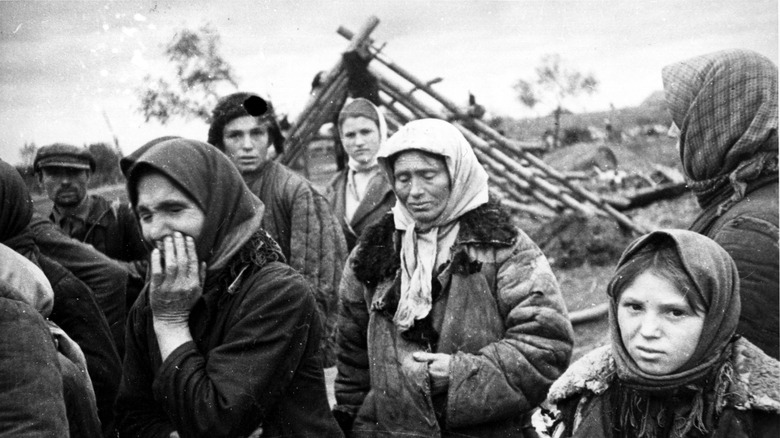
xmin=662 ymin=49 xmax=778 ymax=213
xmin=0 ymin=160 xmax=37 ymax=257
xmin=125 ymin=138 xmax=265 ymax=272
xmin=338 ymin=98 xmax=389 ymax=172
xmin=608 ymin=229 xmax=740 ymax=389
xmin=377 ymin=118 xmax=489 ymax=330
xmin=605 ymin=230 xmax=741 ymax=437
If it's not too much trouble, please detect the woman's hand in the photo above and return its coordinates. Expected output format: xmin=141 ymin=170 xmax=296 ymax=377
xmin=150 ymin=232 xmax=205 ymax=361
xmin=413 ymin=351 xmax=451 ymax=394
xmin=149 ymin=232 xmax=205 ymax=325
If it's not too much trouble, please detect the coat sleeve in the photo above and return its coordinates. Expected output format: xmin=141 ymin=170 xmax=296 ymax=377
xmin=45 ymin=259 xmax=122 ymax=437
xmin=149 ymin=265 xmax=322 ymax=438
xmin=333 ymin=251 xmax=371 ymax=422
xmin=446 ymin=233 xmax=575 ymax=428
xmin=710 ymin=215 xmax=779 ymax=359
xmin=0 ymin=297 xmax=69 ymax=437
xmin=114 ymin=289 xmax=176 ymax=438
xmin=288 ymin=182 xmax=348 ymax=366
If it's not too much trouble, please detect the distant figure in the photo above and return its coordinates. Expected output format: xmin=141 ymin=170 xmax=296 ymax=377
xmin=327 ymin=98 xmax=395 ymax=250
xmin=662 ymin=49 xmax=779 ymax=359
xmin=34 ymin=143 xmax=148 ymax=309
xmin=545 ymin=230 xmax=780 ymax=437
xmin=466 ymin=91 xmax=486 ymax=119
xmin=333 ymin=119 xmax=573 ymax=436
xmin=115 ymin=138 xmax=343 ymax=437
xmin=206 ymin=92 xmax=348 ymax=367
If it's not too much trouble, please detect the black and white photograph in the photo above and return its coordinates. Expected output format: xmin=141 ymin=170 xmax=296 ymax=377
xmin=1 ymin=1 xmax=777 ymax=437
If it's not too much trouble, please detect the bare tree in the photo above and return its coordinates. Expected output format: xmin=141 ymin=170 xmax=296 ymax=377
xmin=137 ymin=24 xmax=239 ymax=124
xmin=19 ymin=142 xmax=37 ymax=168
xmin=514 ymin=54 xmax=598 ymax=148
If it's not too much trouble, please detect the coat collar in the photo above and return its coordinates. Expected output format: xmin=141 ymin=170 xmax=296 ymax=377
xmin=548 ymin=338 xmax=780 ymax=414
xmin=351 ymin=200 xmax=517 ymax=286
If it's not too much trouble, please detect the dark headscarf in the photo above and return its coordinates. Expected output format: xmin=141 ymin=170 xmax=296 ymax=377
xmin=206 ymin=92 xmax=284 ymax=155
xmin=125 ymin=138 xmax=264 ymax=271
xmin=120 ymin=136 xmax=181 ymax=177
xmin=0 ymin=160 xmax=37 ymax=256
xmin=606 ymin=229 xmax=741 ymax=437
xmin=662 ymin=49 xmax=778 ymax=213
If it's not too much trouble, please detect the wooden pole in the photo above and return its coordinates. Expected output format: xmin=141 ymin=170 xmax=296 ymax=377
xmin=283 ymin=71 xmax=349 ymax=166
xmin=376 ymin=77 xmax=595 ymax=216
xmin=338 ymin=26 xmax=646 ymax=234
xmin=282 ymin=16 xmax=380 ymax=165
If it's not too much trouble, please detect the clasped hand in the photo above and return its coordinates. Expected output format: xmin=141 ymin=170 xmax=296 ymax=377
xmin=149 ymin=232 xmax=205 ymax=324
xmin=413 ymin=351 xmax=451 ymax=394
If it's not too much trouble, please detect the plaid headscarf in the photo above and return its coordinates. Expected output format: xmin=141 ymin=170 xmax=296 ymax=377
xmin=662 ymin=49 xmax=778 ymax=213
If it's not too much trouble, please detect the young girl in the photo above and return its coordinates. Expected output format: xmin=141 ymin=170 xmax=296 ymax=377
xmin=543 ymin=229 xmax=779 ymax=437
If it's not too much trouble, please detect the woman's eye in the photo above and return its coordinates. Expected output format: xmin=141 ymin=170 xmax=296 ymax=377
xmin=668 ymin=309 xmax=687 ymax=318
xmin=622 ymin=302 xmax=642 ymax=312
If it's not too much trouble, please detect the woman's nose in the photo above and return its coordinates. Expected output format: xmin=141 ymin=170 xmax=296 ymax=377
xmin=408 ymin=178 xmax=425 ymax=197
xmin=143 ymin=218 xmax=169 ymax=243
xmin=638 ymin=314 xmax=662 ymax=338
xmin=241 ymin=135 xmax=254 ymax=150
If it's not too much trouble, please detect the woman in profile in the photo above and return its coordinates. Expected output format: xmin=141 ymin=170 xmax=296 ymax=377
xmin=544 ymin=229 xmax=779 ymax=437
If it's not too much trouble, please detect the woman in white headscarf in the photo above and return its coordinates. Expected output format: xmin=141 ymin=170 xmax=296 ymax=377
xmin=327 ymin=98 xmax=395 ymax=250
xmin=333 ymin=118 xmax=574 ymax=437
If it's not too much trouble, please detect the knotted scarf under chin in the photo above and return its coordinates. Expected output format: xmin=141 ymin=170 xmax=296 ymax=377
xmin=609 ymin=349 xmax=735 ymax=438
xmin=393 ymin=222 xmax=459 ymax=331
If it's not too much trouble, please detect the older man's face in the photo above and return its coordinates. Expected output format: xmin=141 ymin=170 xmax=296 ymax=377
xmin=39 ymin=167 xmax=90 ymax=208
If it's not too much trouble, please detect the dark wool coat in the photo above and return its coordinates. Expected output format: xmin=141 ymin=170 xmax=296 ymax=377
xmin=49 ymin=194 xmax=148 ymax=264
xmin=244 ymin=160 xmax=348 ymax=366
xmin=50 ymin=194 xmax=148 ymax=312
xmin=0 ymin=297 xmax=68 ymax=437
xmin=546 ymin=338 xmax=780 ymax=437
xmin=334 ymin=203 xmax=574 ymax=437
xmin=115 ymin=259 xmax=343 ymax=438
xmin=39 ymin=254 xmax=122 ymax=437
xmin=326 ymin=169 xmax=395 ymax=251
xmin=31 ymin=215 xmax=130 ymax=356
xmin=690 ymin=181 xmax=779 ymax=359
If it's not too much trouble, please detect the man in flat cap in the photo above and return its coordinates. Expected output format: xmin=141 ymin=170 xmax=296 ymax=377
xmin=34 ymin=144 xmax=148 ymax=313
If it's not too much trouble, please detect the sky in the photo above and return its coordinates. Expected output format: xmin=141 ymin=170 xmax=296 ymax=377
xmin=0 ymin=0 xmax=777 ymax=165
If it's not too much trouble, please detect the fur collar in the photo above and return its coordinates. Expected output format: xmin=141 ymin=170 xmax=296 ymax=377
xmin=351 ymin=200 xmax=517 ymax=286
xmin=548 ymin=338 xmax=780 ymax=414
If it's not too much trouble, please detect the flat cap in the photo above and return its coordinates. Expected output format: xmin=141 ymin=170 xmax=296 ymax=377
xmin=34 ymin=143 xmax=96 ymax=172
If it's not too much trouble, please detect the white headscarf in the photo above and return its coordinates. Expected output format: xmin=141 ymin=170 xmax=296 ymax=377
xmin=0 ymin=243 xmax=54 ymax=317
xmin=338 ymin=98 xmax=389 ymax=220
xmin=377 ymin=119 xmax=489 ymax=330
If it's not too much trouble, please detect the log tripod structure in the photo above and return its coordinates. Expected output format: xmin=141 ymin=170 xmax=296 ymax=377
xmin=281 ymin=16 xmax=649 ymax=240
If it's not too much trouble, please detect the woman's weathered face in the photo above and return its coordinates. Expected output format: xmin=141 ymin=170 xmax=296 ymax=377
xmin=135 ymin=172 xmax=206 ymax=250
xmin=617 ymin=271 xmax=705 ymax=375
xmin=341 ymin=116 xmax=381 ymax=165
xmin=392 ymin=150 xmax=451 ymax=227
